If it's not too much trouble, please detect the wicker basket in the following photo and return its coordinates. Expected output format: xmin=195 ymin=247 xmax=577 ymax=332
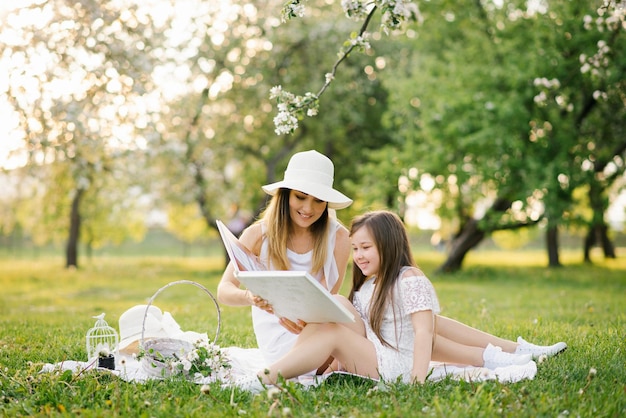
xmin=138 ymin=280 xmax=221 ymax=379
xmin=140 ymin=338 xmax=194 ymax=378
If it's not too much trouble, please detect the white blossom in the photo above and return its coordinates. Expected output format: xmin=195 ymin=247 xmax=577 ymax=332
xmin=341 ymin=0 xmax=369 ymax=20
xmin=593 ymin=90 xmax=608 ymax=101
xmin=272 ymin=0 xmax=420 ymax=135
xmin=137 ymin=339 xmax=231 ymax=381
xmin=269 ymin=85 xmax=283 ymax=99
xmin=181 ymin=359 xmax=192 ymax=371
xmin=267 ymin=387 xmax=281 ymax=399
xmin=533 ymin=91 xmax=547 ymax=105
xmin=273 ymin=111 xmax=299 ymax=135
xmin=281 ymin=1 xmax=307 ymax=22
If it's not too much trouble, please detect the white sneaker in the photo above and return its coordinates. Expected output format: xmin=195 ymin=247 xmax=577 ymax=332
xmin=493 ymin=360 xmax=538 ymax=383
xmin=227 ymin=374 xmax=267 ymax=394
xmin=515 ymin=336 xmax=567 ymax=359
xmin=483 ymin=343 xmax=532 ymax=370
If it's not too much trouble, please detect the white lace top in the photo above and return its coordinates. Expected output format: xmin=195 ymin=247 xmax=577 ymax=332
xmin=251 ymin=218 xmax=342 ymax=366
xmin=352 ymin=266 xmax=441 ymax=383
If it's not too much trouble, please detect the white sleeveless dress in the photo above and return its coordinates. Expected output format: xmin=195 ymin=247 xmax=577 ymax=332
xmin=251 ymin=218 xmax=342 ymax=367
xmin=351 ymin=266 xmax=441 ymax=383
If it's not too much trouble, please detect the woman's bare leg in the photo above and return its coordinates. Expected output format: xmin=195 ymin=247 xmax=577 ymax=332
xmin=333 ymin=295 xmax=367 ymax=335
xmin=316 ymin=295 xmax=366 ymax=374
xmin=435 ymin=315 xmax=518 ymax=352
xmin=259 ymin=322 xmax=378 ymax=384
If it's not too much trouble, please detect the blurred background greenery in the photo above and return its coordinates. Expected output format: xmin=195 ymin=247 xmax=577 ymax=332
xmin=0 ymin=0 xmax=624 ymax=274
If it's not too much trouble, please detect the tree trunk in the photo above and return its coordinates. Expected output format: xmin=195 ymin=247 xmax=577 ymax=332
xmin=438 ymin=218 xmax=486 ymax=273
xmin=66 ymin=188 xmax=84 ymax=269
xmin=600 ymin=225 xmax=616 ymax=258
xmin=437 ymin=197 xmax=512 ymax=273
xmin=583 ymin=228 xmax=594 ymax=263
xmin=584 ymin=180 xmax=616 ymax=262
xmin=584 ymin=224 xmax=616 ymax=262
xmin=546 ymin=226 xmax=561 ymax=267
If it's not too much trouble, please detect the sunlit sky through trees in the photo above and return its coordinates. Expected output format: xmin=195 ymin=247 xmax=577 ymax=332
xmin=0 ymin=0 xmax=245 ymax=170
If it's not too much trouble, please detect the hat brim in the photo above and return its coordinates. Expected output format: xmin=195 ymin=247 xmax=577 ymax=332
xmin=262 ymin=180 xmax=352 ymax=210
xmin=118 ymin=330 xmax=169 ymax=354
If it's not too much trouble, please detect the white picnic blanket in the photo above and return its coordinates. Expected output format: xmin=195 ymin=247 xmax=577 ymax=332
xmin=40 ymin=346 xmax=537 ymax=386
xmin=42 ymin=307 xmax=536 ymax=385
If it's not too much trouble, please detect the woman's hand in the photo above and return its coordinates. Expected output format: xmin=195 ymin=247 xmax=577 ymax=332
xmin=247 ymin=291 xmax=274 ymax=314
xmin=279 ymin=318 xmax=307 ymax=334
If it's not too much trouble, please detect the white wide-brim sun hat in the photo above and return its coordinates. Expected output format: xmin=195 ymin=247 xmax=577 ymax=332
xmin=117 ymin=304 xmax=206 ymax=355
xmin=117 ymin=305 xmax=167 ymax=354
xmin=261 ymin=150 xmax=353 ymax=210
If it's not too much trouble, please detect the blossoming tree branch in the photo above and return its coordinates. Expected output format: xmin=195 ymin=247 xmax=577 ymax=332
xmin=271 ymin=0 xmax=421 ymax=135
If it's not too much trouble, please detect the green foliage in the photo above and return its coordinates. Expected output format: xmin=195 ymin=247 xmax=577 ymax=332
xmin=374 ymin=0 xmax=625 ymax=237
xmin=1 ymin=250 xmax=625 ymax=417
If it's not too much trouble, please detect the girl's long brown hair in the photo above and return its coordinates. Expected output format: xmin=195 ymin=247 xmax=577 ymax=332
xmin=348 ymin=210 xmax=416 ymax=347
xmin=258 ymin=188 xmax=329 ymax=275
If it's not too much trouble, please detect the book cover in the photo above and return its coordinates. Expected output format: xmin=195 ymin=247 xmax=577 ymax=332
xmin=236 ymin=270 xmax=355 ymax=323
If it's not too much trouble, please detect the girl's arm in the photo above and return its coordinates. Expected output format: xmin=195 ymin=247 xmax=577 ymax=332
xmin=410 ymin=310 xmax=435 ymax=384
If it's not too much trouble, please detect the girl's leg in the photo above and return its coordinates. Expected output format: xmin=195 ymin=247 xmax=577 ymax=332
xmin=431 ymin=334 xmax=485 ymax=366
xmin=432 ymin=334 xmax=533 ymax=369
xmin=259 ymin=322 xmax=378 ymax=384
xmin=435 ymin=315 xmax=518 ymax=352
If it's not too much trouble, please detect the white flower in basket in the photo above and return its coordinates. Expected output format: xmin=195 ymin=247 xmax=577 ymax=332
xmin=138 ymin=338 xmax=231 ymax=381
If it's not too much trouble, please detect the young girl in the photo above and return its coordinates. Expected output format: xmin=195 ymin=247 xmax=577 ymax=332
xmin=217 ymin=150 xmax=352 ymax=368
xmin=234 ymin=210 xmax=566 ymax=391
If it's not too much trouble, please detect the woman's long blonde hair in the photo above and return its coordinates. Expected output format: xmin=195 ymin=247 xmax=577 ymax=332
xmin=348 ymin=210 xmax=416 ymax=347
xmin=258 ymin=188 xmax=329 ymax=275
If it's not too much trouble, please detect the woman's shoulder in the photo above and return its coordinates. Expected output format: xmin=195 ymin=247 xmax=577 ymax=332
xmin=332 ymin=222 xmax=350 ymax=252
xmin=239 ymin=223 xmax=264 ymax=254
xmin=335 ymin=222 xmax=349 ymax=239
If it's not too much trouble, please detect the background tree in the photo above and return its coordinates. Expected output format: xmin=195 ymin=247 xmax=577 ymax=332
xmin=1 ymin=0 xmax=165 ymax=267
xmin=1 ymin=0 xmax=623 ymax=272
xmin=576 ymin=7 xmax=626 ymax=262
xmin=370 ymin=0 xmax=625 ymax=271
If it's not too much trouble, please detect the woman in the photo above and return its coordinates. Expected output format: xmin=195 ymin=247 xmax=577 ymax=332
xmin=217 ymin=150 xmax=352 ymax=369
xmin=232 ymin=210 xmax=567 ymax=391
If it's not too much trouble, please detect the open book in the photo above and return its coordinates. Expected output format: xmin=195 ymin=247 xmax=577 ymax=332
xmin=216 ymin=220 xmax=355 ymax=323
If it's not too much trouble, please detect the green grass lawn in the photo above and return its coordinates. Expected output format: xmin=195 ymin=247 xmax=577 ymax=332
xmin=0 ymin=248 xmax=624 ymax=417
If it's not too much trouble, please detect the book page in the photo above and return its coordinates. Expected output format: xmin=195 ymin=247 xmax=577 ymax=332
xmin=216 ymin=220 xmax=265 ymax=272
xmin=236 ymin=271 xmax=355 ymax=323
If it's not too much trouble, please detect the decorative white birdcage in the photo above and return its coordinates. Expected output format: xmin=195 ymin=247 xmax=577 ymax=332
xmin=85 ymin=313 xmax=119 ymax=360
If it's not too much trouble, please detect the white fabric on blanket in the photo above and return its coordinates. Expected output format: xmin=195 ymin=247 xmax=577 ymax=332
xmin=41 ymin=309 xmax=537 ymax=385
xmin=40 ymin=346 xmax=537 ymax=386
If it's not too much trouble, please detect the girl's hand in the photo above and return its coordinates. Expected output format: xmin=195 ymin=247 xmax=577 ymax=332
xmin=279 ymin=318 xmax=307 ymax=334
